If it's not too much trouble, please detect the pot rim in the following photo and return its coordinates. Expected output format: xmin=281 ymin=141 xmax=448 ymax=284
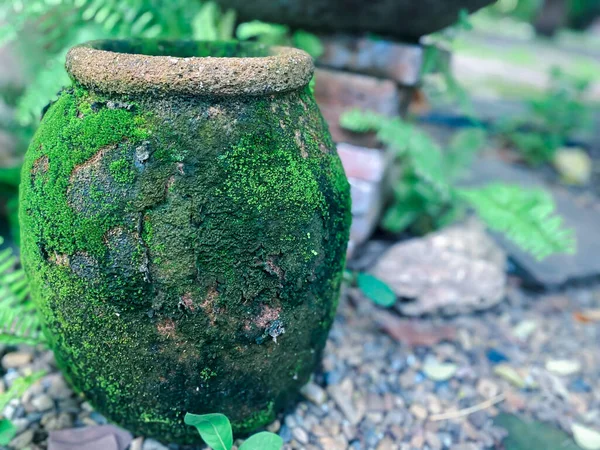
xmin=66 ymin=39 xmax=314 ymax=97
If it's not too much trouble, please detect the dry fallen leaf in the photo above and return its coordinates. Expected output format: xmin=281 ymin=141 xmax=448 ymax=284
xmin=573 ymin=309 xmax=600 ymax=323
xmin=374 ymin=311 xmax=456 ymax=347
xmin=545 ymin=359 xmax=582 ymax=376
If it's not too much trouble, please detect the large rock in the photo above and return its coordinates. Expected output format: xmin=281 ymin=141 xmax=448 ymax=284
xmin=372 ymin=220 xmax=506 ymax=316
xmin=214 ymin=0 xmax=494 ymax=40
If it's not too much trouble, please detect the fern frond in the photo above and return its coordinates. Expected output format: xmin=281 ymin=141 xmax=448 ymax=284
xmin=0 ymin=238 xmax=46 ymax=346
xmin=457 ymin=183 xmax=576 ymax=260
xmin=292 ymin=30 xmax=324 ymax=59
xmin=340 ymin=109 xmax=451 ymax=198
xmin=0 ymin=371 xmax=46 ymax=411
xmin=236 ymin=20 xmax=289 ymax=42
xmin=446 ymin=128 xmax=486 ymax=180
xmin=339 ymin=108 xmax=383 ymax=133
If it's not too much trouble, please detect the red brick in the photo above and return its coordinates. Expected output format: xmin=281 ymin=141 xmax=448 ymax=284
xmin=314 ymin=68 xmax=403 ymax=147
xmin=318 ymin=35 xmax=423 ymax=86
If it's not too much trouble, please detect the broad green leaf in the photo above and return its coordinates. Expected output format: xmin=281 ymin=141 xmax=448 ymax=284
xmin=184 ymin=413 xmax=233 ymax=450
xmin=239 ymin=432 xmax=283 ymax=450
xmin=457 ymin=183 xmax=576 ymax=260
xmin=494 ymin=413 xmax=579 ymax=450
xmin=0 ymin=419 xmax=16 ymax=445
xmin=293 ymin=30 xmax=324 ymax=59
xmin=357 ymin=273 xmax=396 ymax=307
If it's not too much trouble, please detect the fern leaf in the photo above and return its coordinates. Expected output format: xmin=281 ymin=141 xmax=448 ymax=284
xmin=457 ymin=183 xmax=576 ymax=260
xmin=0 ymin=371 xmax=46 ymax=412
xmin=293 ymin=30 xmax=324 ymax=59
xmin=218 ymin=8 xmax=237 ymax=40
xmin=340 ymin=109 xmax=451 ymax=198
xmin=0 ymin=238 xmax=46 ymax=346
xmin=339 ymin=108 xmax=382 ymax=133
xmin=192 ymin=2 xmax=219 ymax=41
xmin=446 ymin=128 xmax=486 ymax=180
xmin=236 ymin=20 xmax=289 ymax=42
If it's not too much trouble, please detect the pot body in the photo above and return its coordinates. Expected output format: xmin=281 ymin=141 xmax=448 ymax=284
xmin=215 ymin=0 xmax=494 ymax=40
xmin=20 ymin=80 xmax=350 ymax=442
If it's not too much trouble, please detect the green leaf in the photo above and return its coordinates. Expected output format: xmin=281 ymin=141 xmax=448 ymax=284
xmin=184 ymin=413 xmax=233 ymax=450
xmin=192 ymin=2 xmax=219 ymax=41
xmin=0 ymin=371 xmax=46 ymax=412
xmin=457 ymin=183 xmax=576 ymax=260
xmin=339 ymin=109 xmax=382 ymax=133
xmin=239 ymin=432 xmax=283 ymax=450
xmin=218 ymin=8 xmax=237 ymax=40
xmin=381 ymin=204 xmax=419 ymax=233
xmin=0 ymin=419 xmax=16 ymax=446
xmin=236 ymin=21 xmax=288 ymax=42
xmin=446 ymin=128 xmax=486 ymax=180
xmin=292 ymin=30 xmax=324 ymax=59
xmin=494 ymin=413 xmax=579 ymax=450
xmin=356 ymin=273 xmax=396 ymax=307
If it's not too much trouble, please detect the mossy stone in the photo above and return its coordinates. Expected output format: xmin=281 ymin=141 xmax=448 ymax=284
xmin=19 ymin=39 xmax=351 ymax=444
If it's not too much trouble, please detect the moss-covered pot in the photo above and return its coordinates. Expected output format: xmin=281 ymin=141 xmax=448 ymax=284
xmin=19 ymin=39 xmax=351 ymax=444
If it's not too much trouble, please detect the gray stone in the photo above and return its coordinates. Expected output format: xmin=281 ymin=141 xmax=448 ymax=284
xmin=292 ymin=427 xmax=310 ymax=444
xmin=2 ymin=351 xmax=33 ymax=369
xmin=372 ymin=219 xmax=506 ymax=315
xmin=31 ymin=394 xmax=54 ymax=412
xmin=462 ymin=157 xmax=600 ymax=286
xmin=129 ymin=437 xmax=143 ymax=450
xmin=142 ymin=438 xmax=169 ymax=450
xmin=9 ymin=429 xmax=34 ymax=449
xmin=301 ymin=382 xmax=328 ymax=406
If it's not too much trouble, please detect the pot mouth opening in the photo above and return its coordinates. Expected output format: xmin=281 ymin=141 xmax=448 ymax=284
xmin=66 ymin=39 xmax=314 ymax=97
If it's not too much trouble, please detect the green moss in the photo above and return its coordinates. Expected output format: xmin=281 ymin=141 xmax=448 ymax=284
xmin=20 ymin=86 xmax=149 ymax=258
xmin=233 ymin=401 xmax=275 ymax=435
xmin=109 ymin=159 xmax=136 ymax=183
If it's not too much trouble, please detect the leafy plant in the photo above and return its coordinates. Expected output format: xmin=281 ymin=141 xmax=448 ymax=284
xmin=0 ymin=237 xmax=46 ymax=346
xmin=356 ymin=273 xmax=396 ymax=308
xmin=0 ymin=419 xmax=16 ymax=445
xmin=0 ymin=370 xmax=46 ymax=412
xmin=421 ymin=9 xmax=477 ymax=118
xmin=236 ymin=21 xmax=324 ymax=58
xmin=340 ymin=109 xmax=575 ymax=260
xmin=499 ymin=67 xmax=593 ymax=166
xmin=0 ymin=370 xmax=46 ymax=444
xmin=185 ymin=413 xmax=283 ymax=450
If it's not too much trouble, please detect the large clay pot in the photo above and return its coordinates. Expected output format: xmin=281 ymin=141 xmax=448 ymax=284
xmin=20 ymin=39 xmax=351 ymax=444
xmin=214 ymin=0 xmax=495 ymax=40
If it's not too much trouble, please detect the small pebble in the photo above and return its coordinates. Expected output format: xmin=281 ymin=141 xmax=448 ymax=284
xmin=2 ymin=352 xmax=33 ymax=369
xmin=31 ymin=394 xmax=54 ymax=412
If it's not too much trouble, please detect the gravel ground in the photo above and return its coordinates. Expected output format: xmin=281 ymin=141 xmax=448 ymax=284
xmin=1 ymin=279 xmax=599 ymax=450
